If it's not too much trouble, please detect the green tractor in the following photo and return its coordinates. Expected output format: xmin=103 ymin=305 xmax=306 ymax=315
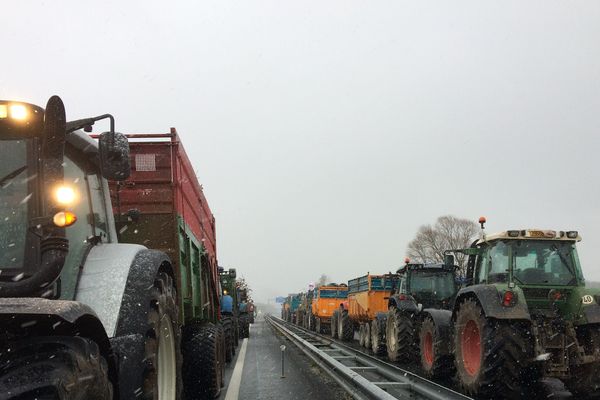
xmin=385 ymin=260 xmax=459 ymax=379
xmin=219 ymin=267 xmax=239 ymax=362
xmin=448 ymin=219 xmax=600 ymax=398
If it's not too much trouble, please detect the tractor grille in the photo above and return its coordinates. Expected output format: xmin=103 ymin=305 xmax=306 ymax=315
xmin=522 ymin=288 xmax=552 ymax=299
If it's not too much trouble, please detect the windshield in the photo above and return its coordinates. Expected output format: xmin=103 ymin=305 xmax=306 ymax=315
xmin=512 ymin=240 xmax=579 ymax=285
xmin=483 ymin=240 xmax=581 ymax=286
xmin=408 ymin=272 xmax=456 ymax=300
xmin=319 ymin=289 xmax=348 ymax=298
xmin=0 ymin=139 xmax=35 ymax=270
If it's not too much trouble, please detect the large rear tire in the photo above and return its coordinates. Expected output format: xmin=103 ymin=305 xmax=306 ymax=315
xmin=183 ymin=323 xmax=224 ymax=400
xmin=331 ymin=311 xmax=339 ymax=339
xmin=222 ymin=317 xmax=234 ymax=363
xmin=454 ymin=298 xmax=536 ymax=398
xmin=371 ymin=318 xmax=386 ymax=356
xmin=419 ymin=316 xmax=453 ymax=379
xmin=386 ymin=307 xmax=415 ymax=363
xmin=0 ymin=336 xmax=113 ymax=399
xmin=565 ymin=328 xmax=600 ymax=398
xmin=359 ymin=324 xmax=366 ymax=347
xmin=338 ymin=310 xmax=353 ymax=341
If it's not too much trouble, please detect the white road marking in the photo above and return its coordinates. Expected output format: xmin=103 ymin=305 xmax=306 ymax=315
xmin=224 ymin=338 xmax=248 ymax=400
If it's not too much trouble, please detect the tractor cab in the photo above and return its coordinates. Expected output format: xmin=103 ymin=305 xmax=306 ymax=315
xmin=459 ymin=229 xmax=586 ymax=312
xmin=394 ymin=262 xmax=459 ymax=310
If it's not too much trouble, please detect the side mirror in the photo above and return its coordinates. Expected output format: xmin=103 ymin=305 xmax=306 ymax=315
xmin=99 ymin=131 xmax=130 ymax=181
xmin=229 ymin=268 xmax=237 ymax=278
xmin=444 ymin=254 xmax=455 ymax=266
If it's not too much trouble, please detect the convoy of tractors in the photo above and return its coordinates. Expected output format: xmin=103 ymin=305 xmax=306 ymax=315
xmin=1 ymin=96 xmax=599 ymax=400
xmin=282 ymin=220 xmax=600 ymax=399
xmin=0 ymin=97 xmax=255 ymax=400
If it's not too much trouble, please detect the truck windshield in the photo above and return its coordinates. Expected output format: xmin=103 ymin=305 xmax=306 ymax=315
xmin=319 ymin=289 xmax=348 ymax=298
xmin=0 ymin=139 xmax=34 ymax=270
xmin=409 ymin=272 xmax=456 ymax=300
xmin=512 ymin=240 xmax=579 ymax=286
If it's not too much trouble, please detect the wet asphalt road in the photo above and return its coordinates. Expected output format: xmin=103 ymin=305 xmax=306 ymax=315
xmin=220 ymin=314 xmax=351 ymax=400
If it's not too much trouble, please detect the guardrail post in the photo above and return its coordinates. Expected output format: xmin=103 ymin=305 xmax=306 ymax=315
xmin=280 ymin=344 xmax=286 ymax=378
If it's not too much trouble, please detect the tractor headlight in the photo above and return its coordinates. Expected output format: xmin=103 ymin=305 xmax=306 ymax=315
xmin=55 ymin=185 xmax=77 ymax=206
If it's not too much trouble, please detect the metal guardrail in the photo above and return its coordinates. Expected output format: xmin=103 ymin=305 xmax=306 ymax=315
xmin=266 ymin=315 xmax=471 ymax=400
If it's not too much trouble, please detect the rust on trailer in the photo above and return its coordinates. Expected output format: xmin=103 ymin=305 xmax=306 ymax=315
xmin=347 ymin=274 xmax=398 ymax=323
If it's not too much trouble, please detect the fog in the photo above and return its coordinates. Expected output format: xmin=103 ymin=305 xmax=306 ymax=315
xmin=2 ymin=1 xmax=600 ymax=302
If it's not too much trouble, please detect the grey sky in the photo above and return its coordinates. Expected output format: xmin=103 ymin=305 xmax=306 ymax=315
xmin=2 ymin=1 xmax=600 ymax=302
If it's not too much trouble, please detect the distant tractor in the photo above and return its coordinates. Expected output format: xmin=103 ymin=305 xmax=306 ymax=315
xmin=334 ymin=274 xmax=399 ymax=356
xmin=237 ymin=286 xmax=251 ymax=338
xmin=281 ymin=296 xmax=292 ymax=322
xmin=219 ymin=268 xmax=240 ymax=362
xmin=288 ymin=293 xmax=302 ymax=324
xmin=385 ymin=260 xmax=459 ymax=379
xmin=446 ymin=220 xmax=600 ymax=398
xmin=307 ymin=284 xmax=348 ymax=334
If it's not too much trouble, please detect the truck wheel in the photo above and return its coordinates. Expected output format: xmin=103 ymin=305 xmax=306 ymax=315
xmin=364 ymin=321 xmax=371 ymax=350
xmin=454 ymin=298 xmax=534 ymax=397
xmin=565 ymin=328 xmax=600 ymax=398
xmin=338 ymin=310 xmax=353 ymax=341
xmin=183 ymin=323 xmax=223 ymax=400
xmin=386 ymin=307 xmax=415 ymax=363
xmin=359 ymin=324 xmax=366 ymax=347
xmin=0 ymin=336 xmax=112 ymax=399
xmin=214 ymin=324 xmax=226 ymax=388
xmin=419 ymin=316 xmax=453 ymax=379
xmin=331 ymin=311 xmax=339 ymax=339
xmin=371 ymin=319 xmax=386 ymax=356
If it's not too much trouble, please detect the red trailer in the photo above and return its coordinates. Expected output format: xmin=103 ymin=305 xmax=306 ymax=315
xmin=107 ymin=129 xmax=229 ymax=398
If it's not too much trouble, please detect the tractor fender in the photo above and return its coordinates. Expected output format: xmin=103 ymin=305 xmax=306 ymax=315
xmin=388 ymin=295 xmax=419 ymax=314
xmin=0 ymin=298 xmax=119 ymax=397
xmin=421 ymin=308 xmax=453 ymax=356
xmin=75 ymin=243 xmax=147 ymax=337
xmin=453 ymin=285 xmax=531 ymax=321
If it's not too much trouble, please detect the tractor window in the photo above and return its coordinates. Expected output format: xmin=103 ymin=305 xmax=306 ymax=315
xmin=60 ymin=154 xmax=95 ymax=299
xmin=87 ymin=174 xmax=110 ymax=242
xmin=0 ymin=139 xmax=35 ymax=273
xmin=512 ymin=240 xmax=578 ymax=285
xmin=475 ymin=248 xmax=489 ymax=284
xmin=408 ymin=272 xmax=456 ymax=300
xmin=488 ymin=241 xmax=510 ymax=283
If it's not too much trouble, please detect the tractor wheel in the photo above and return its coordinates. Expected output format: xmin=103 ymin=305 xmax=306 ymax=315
xmin=386 ymin=307 xmax=415 ymax=363
xmin=364 ymin=321 xmax=371 ymax=350
xmin=183 ymin=323 xmax=224 ymax=399
xmin=214 ymin=324 xmax=226 ymax=388
xmin=359 ymin=324 xmax=366 ymax=347
xmin=144 ymin=271 xmax=182 ymax=399
xmin=454 ymin=298 xmax=536 ymax=398
xmin=371 ymin=318 xmax=386 ymax=356
xmin=338 ymin=310 xmax=353 ymax=341
xmin=0 ymin=336 xmax=113 ymax=399
xmin=331 ymin=311 xmax=339 ymax=339
xmin=419 ymin=316 xmax=453 ymax=379
xmin=222 ymin=317 xmax=234 ymax=363
xmin=316 ymin=317 xmax=322 ymax=334
xmin=565 ymin=328 xmax=600 ymax=398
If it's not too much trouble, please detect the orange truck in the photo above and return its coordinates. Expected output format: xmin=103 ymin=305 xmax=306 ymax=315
xmin=333 ymin=274 xmax=399 ymax=355
xmin=307 ymin=284 xmax=348 ymax=333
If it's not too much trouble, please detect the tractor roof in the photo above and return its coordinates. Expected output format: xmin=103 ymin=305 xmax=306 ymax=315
xmin=397 ymin=263 xmax=456 ymax=274
xmin=476 ymin=229 xmax=581 ymax=244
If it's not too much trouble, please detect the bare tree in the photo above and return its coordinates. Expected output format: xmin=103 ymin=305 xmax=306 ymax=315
xmin=317 ymin=274 xmax=329 ymax=287
xmin=406 ymin=215 xmax=478 ymax=276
